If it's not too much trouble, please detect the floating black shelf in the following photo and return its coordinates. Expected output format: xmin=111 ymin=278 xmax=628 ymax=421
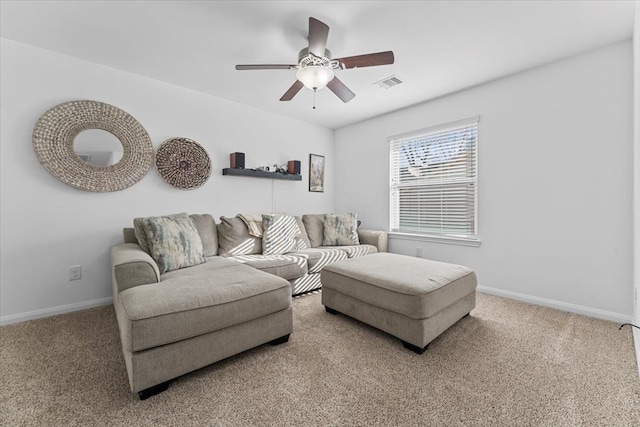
xmin=222 ymin=168 xmax=302 ymax=181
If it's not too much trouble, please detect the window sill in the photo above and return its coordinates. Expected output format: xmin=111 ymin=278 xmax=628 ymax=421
xmin=388 ymin=232 xmax=482 ymax=247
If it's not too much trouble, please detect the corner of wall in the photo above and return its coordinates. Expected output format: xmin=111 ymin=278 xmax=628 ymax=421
xmin=633 ymin=0 xmax=640 ymax=377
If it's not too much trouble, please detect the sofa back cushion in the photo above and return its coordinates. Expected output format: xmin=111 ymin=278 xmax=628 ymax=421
xmin=217 ymin=216 xmax=262 ymax=256
xmin=323 ymin=213 xmax=360 ymax=246
xmin=189 ymin=214 xmax=218 ymax=257
xmin=302 ymin=214 xmax=326 ymax=248
xmin=294 ymin=216 xmax=311 ymax=249
xmin=123 ymin=227 xmax=137 ymax=244
xmin=136 ymin=212 xmax=206 ymax=274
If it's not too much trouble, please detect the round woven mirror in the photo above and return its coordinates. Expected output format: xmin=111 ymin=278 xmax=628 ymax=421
xmin=32 ymin=100 xmax=153 ymax=192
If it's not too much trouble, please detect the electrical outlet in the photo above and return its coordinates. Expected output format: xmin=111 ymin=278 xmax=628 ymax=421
xmin=69 ymin=265 xmax=82 ymax=281
xmin=415 ymin=247 xmax=422 ymax=258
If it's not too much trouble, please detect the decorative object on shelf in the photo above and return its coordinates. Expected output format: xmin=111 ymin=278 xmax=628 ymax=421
xmin=32 ymin=100 xmax=153 ymax=192
xmin=288 ymin=160 xmax=301 ymax=175
xmin=222 ymin=168 xmax=302 ymax=181
xmin=230 ymin=152 xmax=245 ymax=169
xmin=255 ymin=164 xmax=286 ymax=173
xmin=156 ymin=137 xmax=211 ymax=190
xmin=272 ymin=163 xmax=288 ymax=174
xmin=309 ymin=153 xmax=325 ymax=192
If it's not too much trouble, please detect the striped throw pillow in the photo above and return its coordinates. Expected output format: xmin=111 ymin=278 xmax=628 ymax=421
xmin=262 ymin=214 xmax=301 ymax=255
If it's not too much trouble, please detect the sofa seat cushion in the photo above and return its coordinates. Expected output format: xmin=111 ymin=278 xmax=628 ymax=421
xmin=294 ymin=248 xmax=348 ymax=274
xmin=117 ymin=257 xmax=291 ymax=352
xmin=226 ymin=254 xmax=307 ymax=280
xmin=322 ymin=244 xmax=378 ymax=258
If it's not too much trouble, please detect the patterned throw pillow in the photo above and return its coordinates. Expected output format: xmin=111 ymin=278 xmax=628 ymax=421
xmin=139 ymin=213 xmax=206 ymax=274
xmin=322 ymin=213 xmax=360 ymax=246
xmin=262 ymin=214 xmax=301 ymax=255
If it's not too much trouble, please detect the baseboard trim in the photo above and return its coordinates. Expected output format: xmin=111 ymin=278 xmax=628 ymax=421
xmin=477 ymin=285 xmax=632 ymax=324
xmin=0 ymin=297 xmax=113 ymax=326
xmin=634 ymin=328 xmax=640 ymax=379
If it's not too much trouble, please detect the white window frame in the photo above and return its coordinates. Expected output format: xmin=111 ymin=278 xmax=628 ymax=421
xmin=389 ymin=116 xmax=481 ymax=247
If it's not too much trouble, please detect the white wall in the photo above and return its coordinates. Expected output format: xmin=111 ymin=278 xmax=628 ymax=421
xmin=0 ymin=39 xmax=335 ymax=324
xmin=335 ymin=41 xmax=634 ymax=322
xmin=633 ymin=0 xmax=640 ymax=372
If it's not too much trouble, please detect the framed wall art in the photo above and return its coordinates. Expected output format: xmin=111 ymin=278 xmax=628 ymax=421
xmin=309 ymin=153 xmax=325 ymax=192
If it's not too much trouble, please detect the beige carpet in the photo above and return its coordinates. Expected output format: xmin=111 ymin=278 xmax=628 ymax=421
xmin=1 ymin=292 xmax=639 ymax=426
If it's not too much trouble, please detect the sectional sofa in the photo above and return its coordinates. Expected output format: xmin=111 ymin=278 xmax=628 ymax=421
xmin=110 ymin=212 xmax=387 ymax=398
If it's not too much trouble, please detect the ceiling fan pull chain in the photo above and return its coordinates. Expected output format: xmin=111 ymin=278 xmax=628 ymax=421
xmin=313 ymin=89 xmax=317 ymax=110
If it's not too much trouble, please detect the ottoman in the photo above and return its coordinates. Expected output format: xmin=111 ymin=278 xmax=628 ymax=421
xmin=321 ymin=252 xmax=477 ymax=354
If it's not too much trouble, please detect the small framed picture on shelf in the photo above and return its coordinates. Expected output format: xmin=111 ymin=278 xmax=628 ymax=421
xmin=309 ymin=153 xmax=325 ymax=192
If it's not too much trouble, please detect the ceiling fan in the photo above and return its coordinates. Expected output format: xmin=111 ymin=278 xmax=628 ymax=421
xmin=235 ymin=17 xmax=394 ymax=107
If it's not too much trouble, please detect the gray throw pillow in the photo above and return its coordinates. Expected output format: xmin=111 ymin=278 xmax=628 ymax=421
xmin=217 ymin=216 xmax=262 ymax=256
xmin=322 ymin=213 xmax=360 ymax=246
xmin=139 ymin=212 xmax=206 ymax=274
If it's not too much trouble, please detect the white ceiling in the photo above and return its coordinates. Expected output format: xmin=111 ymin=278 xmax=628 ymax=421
xmin=0 ymin=1 xmax=635 ymax=129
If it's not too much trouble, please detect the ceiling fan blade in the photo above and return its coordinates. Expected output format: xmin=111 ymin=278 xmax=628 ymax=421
xmin=236 ymin=64 xmax=296 ymax=70
xmin=334 ymin=51 xmax=395 ymax=69
xmin=327 ymin=77 xmax=355 ymax=103
xmin=308 ymin=17 xmax=329 ymax=57
xmin=280 ymin=80 xmax=304 ymax=101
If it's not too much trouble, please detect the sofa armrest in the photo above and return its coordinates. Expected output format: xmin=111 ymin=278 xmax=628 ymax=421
xmin=111 ymin=243 xmax=160 ymax=294
xmin=358 ymin=229 xmax=388 ymax=253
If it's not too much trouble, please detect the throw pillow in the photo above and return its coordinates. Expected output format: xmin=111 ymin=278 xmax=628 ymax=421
xmin=134 ymin=212 xmax=188 ymax=255
xmin=322 ymin=213 xmax=360 ymax=246
xmin=217 ymin=216 xmax=262 ymax=256
xmin=139 ymin=213 xmax=206 ymax=274
xmin=262 ymin=214 xmax=301 ymax=255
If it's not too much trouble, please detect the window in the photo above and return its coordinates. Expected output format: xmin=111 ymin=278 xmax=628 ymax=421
xmin=389 ymin=116 xmax=479 ymax=245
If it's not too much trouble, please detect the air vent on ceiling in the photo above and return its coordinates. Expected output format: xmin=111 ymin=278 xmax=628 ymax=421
xmin=375 ymin=75 xmax=404 ymax=89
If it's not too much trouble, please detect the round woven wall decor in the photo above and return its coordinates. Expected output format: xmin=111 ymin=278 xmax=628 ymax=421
xmin=155 ymin=137 xmax=211 ymax=190
xmin=32 ymin=100 xmax=153 ymax=192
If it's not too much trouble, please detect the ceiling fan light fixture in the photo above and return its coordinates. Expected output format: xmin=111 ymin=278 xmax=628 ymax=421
xmin=296 ymin=66 xmax=335 ymax=91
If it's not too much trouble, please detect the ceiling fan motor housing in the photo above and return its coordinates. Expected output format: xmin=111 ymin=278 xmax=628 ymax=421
xmin=297 ymin=48 xmax=338 ymax=69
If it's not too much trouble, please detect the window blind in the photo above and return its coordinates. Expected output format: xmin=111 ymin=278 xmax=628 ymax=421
xmin=389 ymin=116 xmax=479 ymax=239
